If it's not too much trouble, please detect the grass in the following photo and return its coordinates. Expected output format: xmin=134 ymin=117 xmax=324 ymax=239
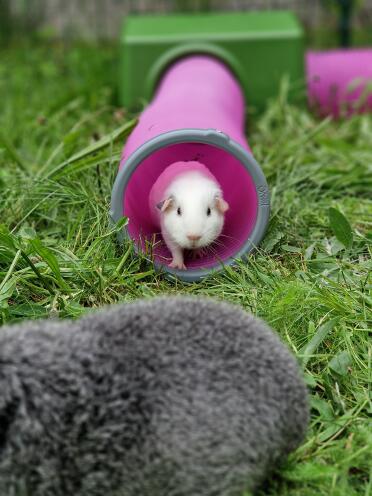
xmin=0 ymin=41 xmax=371 ymax=495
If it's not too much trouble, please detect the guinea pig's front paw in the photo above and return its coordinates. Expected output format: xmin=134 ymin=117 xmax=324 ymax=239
xmin=169 ymin=259 xmax=187 ymax=270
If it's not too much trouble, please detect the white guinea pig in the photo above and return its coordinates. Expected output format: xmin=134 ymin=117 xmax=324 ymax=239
xmin=155 ymin=168 xmax=229 ymax=270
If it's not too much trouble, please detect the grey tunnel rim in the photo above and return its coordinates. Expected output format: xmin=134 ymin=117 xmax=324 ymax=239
xmin=110 ymin=128 xmax=270 ymax=282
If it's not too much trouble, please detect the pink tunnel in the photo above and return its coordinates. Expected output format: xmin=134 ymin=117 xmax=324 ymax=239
xmin=307 ymin=48 xmax=372 ymax=118
xmin=111 ymin=55 xmax=269 ymax=281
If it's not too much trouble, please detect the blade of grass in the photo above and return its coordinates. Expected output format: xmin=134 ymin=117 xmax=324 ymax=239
xmin=41 ymin=118 xmax=137 ymax=180
xmin=0 ymin=249 xmax=21 ymax=292
xmin=30 ymin=239 xmax=71 ymax=291
xmin=20 ymin=251 xmax=55 ymax=296
xmin=300 ymin=318 xmax=338 ymax=367
xmin=39 ymin=105 xmax=112 ymax=176
xmin=0 ymin=130 xmax=29 ymax=175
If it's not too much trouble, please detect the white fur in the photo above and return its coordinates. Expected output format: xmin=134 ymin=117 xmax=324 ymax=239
xmin=160 ymin=171 xmax=226 ymax=268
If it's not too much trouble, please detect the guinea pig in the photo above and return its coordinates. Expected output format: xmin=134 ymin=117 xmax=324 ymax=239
xmin=0 ymin=296 xmax=309 ymax=496
xmin=149 ymin=161 xmax=229 ymax=270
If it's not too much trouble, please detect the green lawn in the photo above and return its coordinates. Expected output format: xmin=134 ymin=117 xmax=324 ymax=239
xmin=0 ymin=42 xmax=371 ymax=495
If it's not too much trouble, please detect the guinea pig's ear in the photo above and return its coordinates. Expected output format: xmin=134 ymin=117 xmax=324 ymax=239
xmin=215 ymin=195 xmax=229 ymax=214
xmin=157 ymin=196 xmax=174 ymax=213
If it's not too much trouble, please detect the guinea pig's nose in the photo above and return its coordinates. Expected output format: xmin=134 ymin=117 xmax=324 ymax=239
xmin=187 ymin=234 xmax=202 ymax=241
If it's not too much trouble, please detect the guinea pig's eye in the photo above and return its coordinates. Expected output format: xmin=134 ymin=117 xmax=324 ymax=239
xmin=207 ymin=207 xmax=211 ymax=216
xmin=177 ymin=207 xmax=182 ymax=216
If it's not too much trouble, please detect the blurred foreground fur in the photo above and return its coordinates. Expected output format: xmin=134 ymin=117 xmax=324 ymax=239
xmin=0 ymin=297 xmax=309 ymax=495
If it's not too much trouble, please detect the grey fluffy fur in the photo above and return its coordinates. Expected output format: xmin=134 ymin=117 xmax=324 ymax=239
xmin=0 ymin=296 xmax=309 ymax=496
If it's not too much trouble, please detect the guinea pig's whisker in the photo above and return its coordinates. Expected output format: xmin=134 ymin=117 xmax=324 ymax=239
xmin=205 ymin=244 xmax=219 ymax=257
xmin=210 ymin=248 xmax=219 ymax=257
xmin=219 ymin=233 xmax=240 ymax=242
xmin=210 ymin=239 xmax=226 ymax=249
xmin=212 ymin=239 xmax=225 ymax=247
